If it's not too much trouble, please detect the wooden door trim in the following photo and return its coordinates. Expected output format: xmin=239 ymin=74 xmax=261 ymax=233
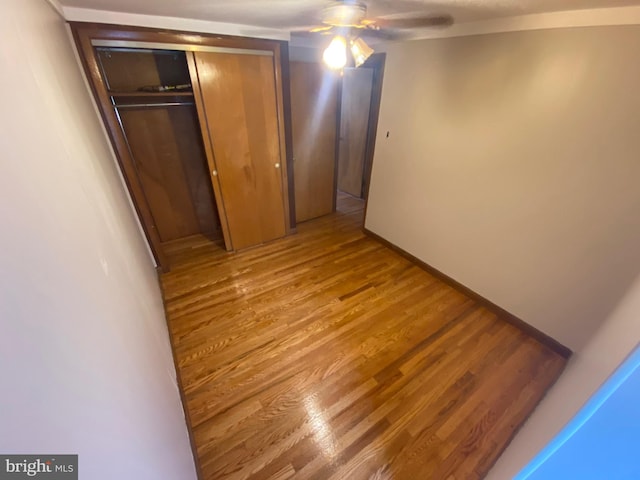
xmin=185 ymin=52 xmax=233 ymax=251
xmin=279 ymin=43 xmax=296 ymax=230
xmin=70 ymin=22 xmax=287 ymax=52
xmin=92 ymin=39 xmax=276 ymax=56
xmin=332 ymin=74 xmax=344 ymax=213
xmin=70 ymin=23 xmax=169 ymax=270
xmin=361 ymin=53 xmax=386 ymax=226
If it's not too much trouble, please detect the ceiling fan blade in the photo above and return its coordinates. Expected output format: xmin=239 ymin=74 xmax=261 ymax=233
xmin=288 ymin=25 xmax=333 ymax=34
xmin=358 ymin=27 xmax=400 ymax=41
xmin=373 ymin=14 xmax=454 ymax=30
xmin=309 ymin=25 xmax=334 ymax=33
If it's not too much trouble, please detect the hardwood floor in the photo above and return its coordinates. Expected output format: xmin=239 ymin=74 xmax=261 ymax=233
xmin=160 ymin=197 xmax=566 ymax=480
xmin=335 ymin=190 xmax=365 ymax=216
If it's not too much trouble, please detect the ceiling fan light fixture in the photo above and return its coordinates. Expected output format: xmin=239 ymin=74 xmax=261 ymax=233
xmin=323 ymin=35 xmax=347 ymax=70
xmin=350 ymin=37 xmax=374 ymax=67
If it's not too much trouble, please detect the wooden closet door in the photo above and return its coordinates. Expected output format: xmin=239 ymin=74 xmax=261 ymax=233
xmin=194 ymin=52 xmax=286 ymax=250
xmin=290 ymin=62 xmax=339 ymax=222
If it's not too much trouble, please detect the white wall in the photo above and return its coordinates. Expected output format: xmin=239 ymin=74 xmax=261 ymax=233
xmin=366 ymin=26 xmax=640 ymax=352
xmin=366 ymin=25 xmax=640 ymax=478
xmin=0 ymin=1 xmax=197 ymax=479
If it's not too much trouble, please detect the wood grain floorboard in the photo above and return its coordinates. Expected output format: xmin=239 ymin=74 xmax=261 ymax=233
xmin=160 ymin=194 xmax=566 ymax=480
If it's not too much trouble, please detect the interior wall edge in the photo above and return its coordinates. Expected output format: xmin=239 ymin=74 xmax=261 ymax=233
xmin=43 ymin=0 xmax=64 ymax=18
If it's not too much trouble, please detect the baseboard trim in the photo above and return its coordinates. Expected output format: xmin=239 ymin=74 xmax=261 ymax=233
xmin=363 ymin=228 xmax=572 ymax=359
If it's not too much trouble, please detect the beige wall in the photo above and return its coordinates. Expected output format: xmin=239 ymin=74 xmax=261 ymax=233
xmin=367 ymin=26 xmax=640 ymax=352
xmin=366 ymin=25 xmax=640 ymax=478
xmin=289 ymin=45 xmax=322 ymax=63
xmin=0 ymin=1 xmax=196 ymax=478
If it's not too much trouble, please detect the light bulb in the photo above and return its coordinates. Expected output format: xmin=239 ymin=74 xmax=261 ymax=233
xmin=351 ymin=37 xmax=374 ymax=67
xmin=323 ymin=35 xmax=347 ymax=70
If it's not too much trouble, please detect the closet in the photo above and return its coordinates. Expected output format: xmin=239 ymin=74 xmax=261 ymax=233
xmin=71 ymin=24 xmax=292 ymax=271
xmin=96 ymin=47 xmax=221 ymax=244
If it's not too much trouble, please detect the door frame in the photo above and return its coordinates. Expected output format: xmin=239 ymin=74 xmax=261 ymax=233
xmin=70 ymin=23 xmax=294 ymax=271
xmin=360 ymin=53 xmax=386 ymax=206
xmin=334 ymin=53 xmax=386 ymax=221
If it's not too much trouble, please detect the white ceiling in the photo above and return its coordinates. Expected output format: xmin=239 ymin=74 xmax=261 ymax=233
xmin=59 ymin=0 xmax=640 ymax=30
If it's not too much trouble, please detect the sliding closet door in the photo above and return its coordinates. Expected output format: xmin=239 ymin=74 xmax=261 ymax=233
xmin=193 ymin=51 xmax=286 ymax=250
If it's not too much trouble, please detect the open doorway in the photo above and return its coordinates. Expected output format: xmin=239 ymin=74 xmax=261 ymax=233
xmin=336 ymin=53 xmax=386 ymax=211
xmin=289 ymin=51 xmax=385 ymax=222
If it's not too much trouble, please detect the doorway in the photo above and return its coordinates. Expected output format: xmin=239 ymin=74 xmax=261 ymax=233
xmin=73 ymin=24 xmax=293 ymax=271
xmin=337 ymin=53 xmax=386 ymax=203
xmin=95 ymin=46 xmax=225 ymax=256
xmin=289 ymin=52 xmax=386 ymax=221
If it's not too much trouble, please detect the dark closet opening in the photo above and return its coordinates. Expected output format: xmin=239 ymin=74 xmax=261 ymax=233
xmin=95 ymin=47 xmax=223 ymax=251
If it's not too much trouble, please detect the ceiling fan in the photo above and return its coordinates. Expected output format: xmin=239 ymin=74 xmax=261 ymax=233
xmin=293 ymin=1 xmax=454 ymax=69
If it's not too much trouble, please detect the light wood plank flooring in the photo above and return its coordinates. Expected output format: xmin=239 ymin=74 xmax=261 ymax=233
xmin=160 ymin=196 xmax=566 ymax=480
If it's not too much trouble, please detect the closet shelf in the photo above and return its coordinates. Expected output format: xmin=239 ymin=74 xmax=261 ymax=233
xmin=109 ymin=91 xmax=194 ymax=97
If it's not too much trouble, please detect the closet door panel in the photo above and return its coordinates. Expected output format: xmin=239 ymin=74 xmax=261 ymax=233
xmin=194 ymin=52 xmax=286 ymax=250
